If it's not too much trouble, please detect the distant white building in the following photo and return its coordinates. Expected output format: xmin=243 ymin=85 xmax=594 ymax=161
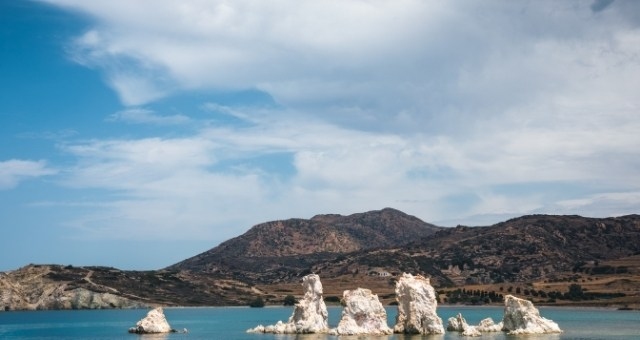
xmin=368 ymin=270 xmax=391 ymax=277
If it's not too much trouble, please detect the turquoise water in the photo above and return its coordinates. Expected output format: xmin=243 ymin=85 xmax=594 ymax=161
xmin=0 ymin=306 xmax=638 ymax=339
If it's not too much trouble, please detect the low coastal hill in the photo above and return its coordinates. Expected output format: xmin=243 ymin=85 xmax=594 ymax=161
xmin=2 ymin=209 xmax=640 ymax=310
xmin=0 ymin=264 xmax=260 ymax=309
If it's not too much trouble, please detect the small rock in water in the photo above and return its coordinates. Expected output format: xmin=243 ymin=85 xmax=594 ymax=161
xmin=447 ymin=313 xmax=481 ymax=337
xmin=502 ymin=295 xmax=562 ymax=334
xmin=476 ymin=317 xmax=503 ymax=332
xmin=128 ymin=307 xmax=174 ymax=334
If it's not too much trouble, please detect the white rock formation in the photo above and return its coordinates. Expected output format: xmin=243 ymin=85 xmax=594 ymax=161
xmin=476 ymin=317 xmax=503 ymax=332
xmin=393 ymin=273 xmax=445 ymax=335
xmin=128 ymin=307 xmax=174 ymax=334
xmin=248 ymin=320 xmax=296 ymax=334
xmin=446 ymin=312 xmax=467 ymax=332
xmin=447 ymin=313 xmax=503 ymax=336
xmin=446 ymin=313 xmax=480 ymax=337
xmin=330 ymin=288 xmax=392 ymax=335
xmin=463 ymin=326 xmax=481 ymax=336
xmin=247 ymin=274 xmax=329 ymax=334
xmin=501 ymin=295 xmax=562 ymax=334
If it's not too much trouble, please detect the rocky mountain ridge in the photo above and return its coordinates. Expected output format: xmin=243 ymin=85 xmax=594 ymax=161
xmin=2 ymin=209 xmax=640 ymax=310
xmin=168 ymin=208 xmax=441 ymax=283
xmin=311 ymin=214 xmax=640 ymax=286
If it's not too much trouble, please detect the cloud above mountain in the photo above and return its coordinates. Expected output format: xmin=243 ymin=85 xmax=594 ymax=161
xmin=41 ymin=0 xmax=640 ymax=221
xmin=2 ymin=0 xmax=638 ymax=268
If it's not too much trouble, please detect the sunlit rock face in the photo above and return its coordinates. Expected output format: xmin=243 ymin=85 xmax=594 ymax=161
xmin=247 ymin=274 xmax=329 ymax=334
xmin=502 ymin=295 xmax=562 ymax=334
xmin=392 ymin=273 xmax=444 ymax=334
xmin=0 ymin=265 xmax=146 ymax=311
xmin=128 ymin=307 xmax=173 ymax=334
xmin=330 ymin=288 xmax=392 ymax=335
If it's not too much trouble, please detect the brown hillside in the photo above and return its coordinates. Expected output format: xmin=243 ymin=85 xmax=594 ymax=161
xmin=4 ymin=211 xmax=640 ymax=310
xmin=167 ymin=208 xmax=441 ymax=283
xmin=310 ymin=214 xmax=640 ymax=287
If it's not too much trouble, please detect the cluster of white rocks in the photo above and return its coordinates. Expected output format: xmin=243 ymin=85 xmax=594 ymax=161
xmin=447 ymin=313 xmax=502 ymax=336
xmin=447 ymin=295 xmax=562 ymax=337
xmin=247 ymin=273 xmax=562 ymax=337
xmin=247 ymin=273 xmax=444 ymax=336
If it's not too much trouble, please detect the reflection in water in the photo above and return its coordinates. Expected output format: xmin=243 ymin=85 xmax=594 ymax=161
xmin=265 ymin=332 xmax=564 ymax=340
xmin=138 ymin=328 xmax=190 ymax=340
xmin=1 ymin=306 xmax=635 ymax=339
xmin=139 ymin=334 xmax=169 ymax=340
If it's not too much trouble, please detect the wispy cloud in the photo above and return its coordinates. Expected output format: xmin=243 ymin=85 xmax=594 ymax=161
xmin=106 ymin=108 xmax=190 ymax=125
xmin=53 ymin=99 xmax=640 ymax=239
xmin=42 ymin=1 xmax=640 ymax=132
xmin=0 ymin=159 xmax=57 ymax=190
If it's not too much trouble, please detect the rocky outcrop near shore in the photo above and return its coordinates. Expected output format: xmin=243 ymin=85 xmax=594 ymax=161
xmin=0 ymin=265 xmax=145 ymax=311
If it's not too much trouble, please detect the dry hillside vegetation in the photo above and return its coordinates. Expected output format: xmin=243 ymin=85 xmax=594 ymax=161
xmin=2 ymin=210 xmax=639 ymax=310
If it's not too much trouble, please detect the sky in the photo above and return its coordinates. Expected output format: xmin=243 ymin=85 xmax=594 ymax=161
xmin=1 ymin=0 xmax=639 ymax=271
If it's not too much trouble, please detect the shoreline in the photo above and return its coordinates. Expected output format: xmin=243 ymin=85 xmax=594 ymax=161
xmin=3 ymin=304 xmax=638 ymax=313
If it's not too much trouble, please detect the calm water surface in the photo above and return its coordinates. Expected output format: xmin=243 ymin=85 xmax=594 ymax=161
xmin=1 ymin=306 xmax=639 ymax=339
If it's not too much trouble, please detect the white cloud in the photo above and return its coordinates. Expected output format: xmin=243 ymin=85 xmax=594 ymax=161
xmin=38 ymin=1 xmax=639 ymax=132
xmin=107 ymin=74 xmax=171 ymax=106
xmin=56 ymin=102 xmax=640 ymax=239
xmin=552 ymin=191 xmax=640 ymax=217
xmin=62 ymin=137 xmax=216 ymax=189
xmin=0 ymin=160 xmax=57 ymax=190
xmin=107 ymin=108 xmax=190 ymax=125
xmin=57 ymin=136 xmax=265 ymax=240
xmin=35 ymin=1 xmax=476 ymax=111
xmin=34 ymin=0 xmax=640 ymax=236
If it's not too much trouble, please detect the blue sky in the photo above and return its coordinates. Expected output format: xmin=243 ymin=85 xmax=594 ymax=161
xmin=1 ymin=0 xmax=639 ymax=270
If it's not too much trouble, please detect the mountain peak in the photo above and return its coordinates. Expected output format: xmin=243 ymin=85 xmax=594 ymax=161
xmin=168 ymin=208 xmax=442 ymax=280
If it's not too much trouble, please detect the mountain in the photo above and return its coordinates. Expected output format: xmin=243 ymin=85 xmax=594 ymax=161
xmin=3 ymin=210 xmax=640 ymax=310
xmin=412 ymin=214 xmax=640 ymax=283
xmin=168 ymin=208 xmax=442 ymax=283
xmin=311 ymin=214 xmax=640 ymax=286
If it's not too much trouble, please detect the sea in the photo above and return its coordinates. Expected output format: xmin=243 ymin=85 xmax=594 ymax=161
xmin=1 ymin=305 xmax=639 ymax=339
